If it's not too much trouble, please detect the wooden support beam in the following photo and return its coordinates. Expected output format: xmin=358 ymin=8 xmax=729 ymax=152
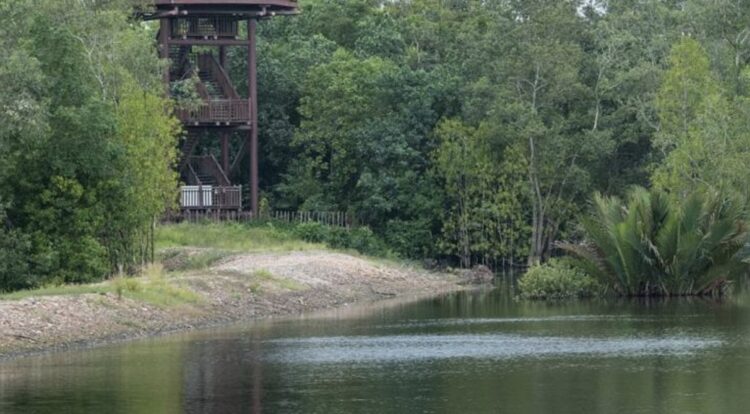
xmin=221 ymin=132 xmax=230 ymax=175
xmin=220 ymin=46 xmax=227 ymax=67
xmin=248 ymin=18 xmax=259 ymax=216
xmin=159 ymin=18 xmax=171 ymax=88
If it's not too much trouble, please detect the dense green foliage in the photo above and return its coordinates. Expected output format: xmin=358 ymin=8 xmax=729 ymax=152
xmin=560 ymin=187 xmax=749 ymax=296
xmin=0 ymin=0 xmax=178 ymax=291
xmin=518 ymin=259 xmax=601 ymax=300
xmin=5 ymin=0 xmax=750 ymax=292
xmin=238 ymin=0 xmax=750 ymax=270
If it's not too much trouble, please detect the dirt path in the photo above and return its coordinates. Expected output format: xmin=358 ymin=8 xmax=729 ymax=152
xmin=0 ymin=251 xmax=473 ymax=359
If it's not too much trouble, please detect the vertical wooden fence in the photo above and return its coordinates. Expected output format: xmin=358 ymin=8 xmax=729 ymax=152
xmin=163 ymin=210 xmax=350 ymax=227
xmin=268 ymin=211 xmax=349 ymax=227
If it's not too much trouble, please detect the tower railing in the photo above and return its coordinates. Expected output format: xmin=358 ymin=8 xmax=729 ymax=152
xmin=171 ymin=16 xmax=239 ymax=38
xmin=180 ymin=186 xmax=242 ymax=210
xmin=176 ymin=99 xmax=250 ymax=125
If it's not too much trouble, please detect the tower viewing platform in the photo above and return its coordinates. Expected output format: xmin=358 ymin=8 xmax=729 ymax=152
xmin=140 ymin=0 xmax=298 ymax=214
xmin=141 ymin=0 xmax=298 ymax=18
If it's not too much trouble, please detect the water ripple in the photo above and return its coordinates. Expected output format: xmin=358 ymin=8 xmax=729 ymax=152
xmin=376 ymin=315 xmax=671 ymax=329
xmin=265 ymin=334 xmax=721 ymax=364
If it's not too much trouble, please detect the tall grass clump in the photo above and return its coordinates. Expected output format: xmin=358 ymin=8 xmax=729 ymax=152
xmin=560 ymin=186 xmax=750 ymax=297
xmin=120 ymin=264 xmax=202 ymax=307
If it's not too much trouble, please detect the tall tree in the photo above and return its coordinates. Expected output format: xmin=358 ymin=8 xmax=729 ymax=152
xmin=480 ymin=0 xmax=611 ymax=265
xmin=653 ymin=38 xmax=750 ymax=201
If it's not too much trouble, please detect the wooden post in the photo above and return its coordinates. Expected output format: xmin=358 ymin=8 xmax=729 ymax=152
xmin=159 ymin=18 xmax=171 ymax=89
xmin=221 ymin=131 xmax=230 ymax=174
xmin=247 ymin=19 xmax=259 ymax=216
xmin=151 ymin=217 xmax=155 ymax=264
xmin=219 ymin=45 xmax=227 ymax=67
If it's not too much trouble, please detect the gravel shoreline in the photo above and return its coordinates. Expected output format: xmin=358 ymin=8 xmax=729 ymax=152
xmin=0 ymin=250 xmax=472 ymax=360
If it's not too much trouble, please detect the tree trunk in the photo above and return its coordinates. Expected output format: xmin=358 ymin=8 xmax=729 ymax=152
xmin=527 ymin=134 xmax=544 ymax=267
xmin=528 ymin=191 xmax=544 ymax=266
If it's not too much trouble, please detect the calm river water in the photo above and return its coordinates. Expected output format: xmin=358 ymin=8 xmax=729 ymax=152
xmin=2 ymin=285 xmax=750 ymax=413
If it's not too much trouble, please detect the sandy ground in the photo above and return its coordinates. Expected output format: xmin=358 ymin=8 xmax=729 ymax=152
xmin=0 ymin=250 xmax=472 ymax=359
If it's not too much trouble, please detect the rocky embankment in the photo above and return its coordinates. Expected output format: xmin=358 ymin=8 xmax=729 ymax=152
xmin=0 ymin=251 xmax=483 ymax=359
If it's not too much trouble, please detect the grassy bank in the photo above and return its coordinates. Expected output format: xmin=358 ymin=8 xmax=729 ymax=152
xmin=2 ymin=221 xmax=320 ymax=303
xmin=1 ymin=221 xmax=383 ymax=304
xmin=1 ymin=221 xmax=397 ymax=301
xmin=156 ymin=221 xmax=396 ymax=269
xmin=155 ymin=222 xmax=325 ymax=274
xmin=155 ymin=222 xmax=323 ymax=252
xmin=0 ymin=222 xmax=466 ymax=358
xmin=0 ymin=264 xmax=201 ymax=307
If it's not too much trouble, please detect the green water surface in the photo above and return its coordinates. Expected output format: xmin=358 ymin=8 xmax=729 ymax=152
xmin=2 ymin=286 xmax=750 ymax=413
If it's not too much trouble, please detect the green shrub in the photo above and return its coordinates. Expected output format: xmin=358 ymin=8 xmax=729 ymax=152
xmin=384 ymin=219 xmax=436 ymax=259
xmin=293 ymin=222 xmax=328 ymax=243
xmin=293 ymin=222 xmax=390 ymax=257
xmin=0 ymin=222 xmax=34 ymax=292
xmin=518 ymin=259 xmax=600 ymax=300
xmin=342 ymin=227 xmax=389 ymax=256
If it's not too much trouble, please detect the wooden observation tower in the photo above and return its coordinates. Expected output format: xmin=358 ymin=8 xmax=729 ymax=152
xmin=140 ymin=1 xmax=298 ymax=215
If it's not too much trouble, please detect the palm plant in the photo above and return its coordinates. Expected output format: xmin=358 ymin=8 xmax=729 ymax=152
xmin=559 ymin=186 xmax=749 ymax=296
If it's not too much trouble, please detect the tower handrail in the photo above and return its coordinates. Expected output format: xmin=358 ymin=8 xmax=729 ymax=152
xmin=197 ymin=53 xmax=241 ymax=99
xmin=190 ymin=154 xmax=232 ymax=186
xmin=175 ymin=99 xmax=250 ymax=124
